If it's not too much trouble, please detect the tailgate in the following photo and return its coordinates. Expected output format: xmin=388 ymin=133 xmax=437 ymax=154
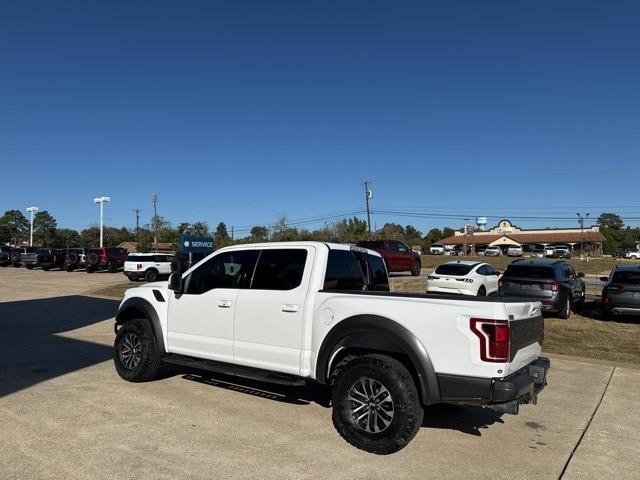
xmin=504 ymin=301 xmax=544 ymax=374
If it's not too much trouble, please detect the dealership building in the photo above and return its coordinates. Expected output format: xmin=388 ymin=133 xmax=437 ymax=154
xmin=439 ymin=219 xmax=605 ymax=255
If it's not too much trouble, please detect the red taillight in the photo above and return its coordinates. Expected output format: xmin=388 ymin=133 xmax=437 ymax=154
xmin=470 ymin=318 xmax=510 ymax=363
xmin=543 ymin=281 xmax=560 ymax=292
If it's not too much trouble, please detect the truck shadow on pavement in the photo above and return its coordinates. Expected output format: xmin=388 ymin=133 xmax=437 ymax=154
xmin=0 ymin=295 xmax=118 ymax=398
xmin=179 ymin=370 xmax=504 ymax=436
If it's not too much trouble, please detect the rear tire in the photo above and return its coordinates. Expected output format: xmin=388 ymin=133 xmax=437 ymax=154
xmin=86 ymin=266 xmax=95 ymax=273
xmin=410 ymin=262 xmax=421 ymax=277
xmin=144 ymin=269 xmax=158 ymax=282
xmin=331 ymin=354 xmax=423 ymax=455
xmin=559 ymin=296 xmax=571 ymax=319
xmin=43 ymin=267 xmax=50 ymax=271
xmin=114 ymin=319 xmax=162 ymax=382
xmin=108 ymin=262 xmax=118 ymax=273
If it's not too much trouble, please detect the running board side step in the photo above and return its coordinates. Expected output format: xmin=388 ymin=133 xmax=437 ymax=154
xmin=163 ymin=354 xmax=307 ymax=387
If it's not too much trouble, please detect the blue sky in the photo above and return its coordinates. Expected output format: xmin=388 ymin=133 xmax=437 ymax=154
xmin=1 ymin=1 xmax=639 ymax=235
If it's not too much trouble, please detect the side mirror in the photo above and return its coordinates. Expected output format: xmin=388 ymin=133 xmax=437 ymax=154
xmin=168 ymin=273 xmax=183 ymax=293
xmin=599 ymin=276 xmax=609 ymax=282
xmin=578 ymin=272 xmax=585 ymax=278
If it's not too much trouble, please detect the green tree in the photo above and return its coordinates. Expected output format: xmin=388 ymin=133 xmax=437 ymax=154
xmin=379 ymin=223 xmax=405 ymax=240
xmin=33 ymin=210 xmax=58 ymax=246
xmin=442 ymin=227 xmax=455 ymax=238
xmin=335 ymin=217 xmax=368 ymax=243
xmin=215 ymin=222 xmax=232 ymax=247
xmin=597 ymin=213 xmax=624 ymax=230
xmin=137 ymin=228 xmax=153 ymax=252
xmin=79 ymin=226 xmax=100 ymax=247
xmin=191 ymin=221 xmax=210 ymax=237
xmin=54 ymin=228 xmax=80 ymax=247
xmin=0 ymin=209 xmax=29 ymax=243
xmin=404 ymin=225 xmax=422 ymax=245
xmin=249 ymin=226 xmax=269 ymax=242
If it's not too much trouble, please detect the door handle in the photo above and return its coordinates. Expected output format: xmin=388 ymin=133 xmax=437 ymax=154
xmin=281 ymin=304 xmax=300 ymax=313
xmin=217 ymin=300 xmax=232 ymax=308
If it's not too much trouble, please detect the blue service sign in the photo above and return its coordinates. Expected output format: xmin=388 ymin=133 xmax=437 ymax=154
xmin=179 ymin=236 xmax=215 ymax=253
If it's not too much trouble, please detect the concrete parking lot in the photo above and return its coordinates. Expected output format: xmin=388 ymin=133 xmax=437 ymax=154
xmin=1 ymin=268 xmax=639 ymax=479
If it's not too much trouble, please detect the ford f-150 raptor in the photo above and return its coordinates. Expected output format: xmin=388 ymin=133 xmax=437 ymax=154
xmin=113 ymin=242 xmax=549 ymax=454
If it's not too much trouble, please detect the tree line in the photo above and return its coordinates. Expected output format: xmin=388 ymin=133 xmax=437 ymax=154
xmin=1 ymin=209 xmax=637 ymax=254
xmin=0 ymin=209 xmax=457 ymax=252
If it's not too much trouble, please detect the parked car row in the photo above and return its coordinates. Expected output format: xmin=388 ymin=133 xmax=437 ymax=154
xmin=0 ymin=245 xmax=128 ymax=273
xmin=426 ymin=258 xmax=586 ymax=319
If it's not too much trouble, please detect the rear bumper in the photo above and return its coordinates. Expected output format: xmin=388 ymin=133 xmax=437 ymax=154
xmin=426 ymin=285 xmax=474 ymax=296
xmin=437 ymin=357 xmax=550 ymax=407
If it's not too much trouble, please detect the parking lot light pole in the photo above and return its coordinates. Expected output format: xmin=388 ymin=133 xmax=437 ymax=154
xmin=26 ymin=206 xmax=39 ymax=246
xmin=94 ymin=196 xmax=111 ymax=247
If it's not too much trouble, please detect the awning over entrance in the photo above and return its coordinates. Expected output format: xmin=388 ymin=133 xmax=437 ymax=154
xmin=488 ymin=236 xmax=521 ymax=247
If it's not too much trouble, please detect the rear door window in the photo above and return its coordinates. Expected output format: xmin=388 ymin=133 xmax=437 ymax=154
xmin=324 ymin=250 xmax=365 ymax=290
xmin=251 ymin=249 xmax=308 ymax=291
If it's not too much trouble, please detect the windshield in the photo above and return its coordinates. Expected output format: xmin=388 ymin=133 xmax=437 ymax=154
xmin=504 ymin=265 xmax=554 ymax=279
xmin=435 ymin=263 xmax=475 ymax=276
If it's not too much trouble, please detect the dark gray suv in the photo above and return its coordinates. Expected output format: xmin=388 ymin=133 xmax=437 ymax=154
xmin=601 ymin=265 xmax=640 ymax=320
xmin=499 ymin=259 xmax=585 ymax=319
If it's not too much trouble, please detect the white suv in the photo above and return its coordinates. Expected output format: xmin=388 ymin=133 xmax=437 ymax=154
xmin=124 ymin=253 xmax=175 ymax=282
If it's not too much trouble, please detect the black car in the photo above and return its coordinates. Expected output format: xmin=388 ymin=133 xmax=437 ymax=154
xmin=601 ymin=265 xmax=640 ymax=320
xmin=499 ymin=259 xmax=585 ymax=319
xmin=0 ymin=245 xmax=12 ymax=266
xmin=38 ymin=248 xmax=68 ymax=270
xmin=7 ymin=246 xmax=38 ymax=267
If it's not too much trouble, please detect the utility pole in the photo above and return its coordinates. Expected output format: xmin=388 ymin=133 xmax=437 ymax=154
xmin=132 ymin=209 xmax=140 ymax=235
xmin=577 ymin=212 xmax=590 ymax=259
xmin=231 ymin=226 xmax=234 ymax=241
xmin=26 ymin=206 xmax=39 ymax=246
xmin=363 ymin=181 xmax=372 ymax=235
xmin=152 ymin=193 xmax=158 ymax=252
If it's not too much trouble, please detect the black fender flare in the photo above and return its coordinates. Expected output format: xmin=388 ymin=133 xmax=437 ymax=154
xmin=115 ymin=297 xmax=166 ymax=354
xmin=315 ymin=314 xmax=440 ymax=405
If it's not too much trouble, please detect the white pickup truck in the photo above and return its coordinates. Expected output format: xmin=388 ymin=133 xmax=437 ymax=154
xmin=113 ymin=242 xmax=549 ymax=454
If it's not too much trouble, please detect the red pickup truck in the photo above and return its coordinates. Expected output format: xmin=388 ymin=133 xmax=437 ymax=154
xmin=357 ymin=239 xmax=421 ymax=276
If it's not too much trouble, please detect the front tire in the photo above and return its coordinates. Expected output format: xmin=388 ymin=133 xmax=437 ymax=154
xmin=331 ymin=354 xmax=423 ymax=455
xmin=477 ymin=286 xmax=486 ymax=297
xmin=114 ymin=319 xmax=162 ymax=382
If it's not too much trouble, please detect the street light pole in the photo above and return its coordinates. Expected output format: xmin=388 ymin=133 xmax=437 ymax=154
xmin=26 ymin=206 xmax=39 ymax=246
xmin=94 ymin=196 xmax=111 ymax=247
